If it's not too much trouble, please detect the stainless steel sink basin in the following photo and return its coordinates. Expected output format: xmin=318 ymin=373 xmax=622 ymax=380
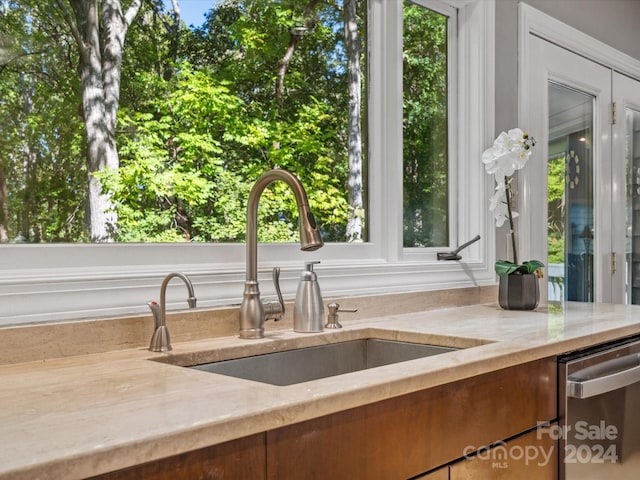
xmin=189 ymin=338 xmax=458 ymax=386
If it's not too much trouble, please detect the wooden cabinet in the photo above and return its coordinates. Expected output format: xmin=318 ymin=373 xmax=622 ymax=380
xmin=266 ymin=358 xmax=557 ymax=479
xmin=89 ymin=433 xmax=266 ymax=480
xmin=90 ymin=358 xmax=556 ymax=480
xmin=415 ymin=427 xmax=558 ymax=480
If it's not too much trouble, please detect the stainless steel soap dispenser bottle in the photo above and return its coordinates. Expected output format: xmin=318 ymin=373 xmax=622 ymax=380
xmin=293 ymin=261 xmax=324 ymax=332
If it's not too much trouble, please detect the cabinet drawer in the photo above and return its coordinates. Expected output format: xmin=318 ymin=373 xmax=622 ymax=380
xmin=450 ymin=428 xmax=558 ymax=480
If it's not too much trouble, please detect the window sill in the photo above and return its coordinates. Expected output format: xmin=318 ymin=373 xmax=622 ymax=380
xmin=0 ymin=250 xmax=495 ymax=326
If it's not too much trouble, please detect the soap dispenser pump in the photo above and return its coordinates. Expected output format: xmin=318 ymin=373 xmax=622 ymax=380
xmin=294 ymin=261 xmax=324 ymax=333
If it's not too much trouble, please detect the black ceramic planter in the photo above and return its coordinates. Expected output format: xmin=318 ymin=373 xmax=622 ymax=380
xmin=498 ymin=273 xmax=539 ymax=310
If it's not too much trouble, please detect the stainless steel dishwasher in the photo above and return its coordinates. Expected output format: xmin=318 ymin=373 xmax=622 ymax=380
xmin=558 ymin=335 xmax=640 ymax=480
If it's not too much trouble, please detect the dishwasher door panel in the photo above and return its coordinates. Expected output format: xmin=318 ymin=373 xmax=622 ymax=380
xmin=559 ymin=337 xmax=640 ymax=480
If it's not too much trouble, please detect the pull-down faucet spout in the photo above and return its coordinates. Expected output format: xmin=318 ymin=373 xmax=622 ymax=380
xmin=240 ymin=168 xmax=323 ymax=339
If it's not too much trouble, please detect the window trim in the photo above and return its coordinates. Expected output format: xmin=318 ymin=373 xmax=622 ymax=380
xmin=0 ymin=0 xmax=496 ymax=326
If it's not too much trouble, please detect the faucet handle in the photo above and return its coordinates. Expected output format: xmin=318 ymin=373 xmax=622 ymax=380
xmin=273 ymin=267 xmax=284 ymax=311
xmin=263 ymin=267 xmax=285 ymax=321
xmin=325 ymin=302 xmax=358 ymax=329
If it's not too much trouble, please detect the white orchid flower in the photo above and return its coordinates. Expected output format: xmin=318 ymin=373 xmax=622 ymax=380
xmin=488 ymin=184 xmax=519 ymax=227
xmin=489 ymin=181 xmax=504 ymax=208
xmin=482 ymin=128 xmax=533 ymax=178
xmin=483 ymin=128 xmax=534 ymax=228
xmin=492 ymin=201 xmax=518 ymax=228
xmin=483 ymin=127 xmax=538 ymax=270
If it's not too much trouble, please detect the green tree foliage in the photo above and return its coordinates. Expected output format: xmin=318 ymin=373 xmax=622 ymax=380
xmin=0 ymin=0 xmax=376 ymax=244
xmin=547 ymin=155 xmax=566 ymax=264
xmin=0 ymin=1 xmax=88 ymax=242
xmin=105 ymin=69 xmax=246 ymax=242
xmin=105 ymin=0 xmax=360 ymax=243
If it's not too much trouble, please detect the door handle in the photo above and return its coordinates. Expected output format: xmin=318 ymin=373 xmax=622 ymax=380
xmin=567 ymin=352 xmax=640 ymax=399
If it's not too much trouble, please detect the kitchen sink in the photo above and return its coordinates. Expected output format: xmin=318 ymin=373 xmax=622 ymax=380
xmin=188 ymin=338 xmax=458 ymax=386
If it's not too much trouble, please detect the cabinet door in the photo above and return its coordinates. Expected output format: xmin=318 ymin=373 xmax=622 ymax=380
xmin=266 ymin=358 xmax=556 ymax=479
xmin=89 ymin=433 xmax=266 ymax=480
xmin=449 ymin=428 xmax=558 ymax=480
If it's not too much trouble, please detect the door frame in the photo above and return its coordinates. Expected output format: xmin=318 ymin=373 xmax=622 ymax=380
xmin=527 ymin=36 xmax=611 ymax=304
xmin=518 ymin=4 xmax=640 ymax=304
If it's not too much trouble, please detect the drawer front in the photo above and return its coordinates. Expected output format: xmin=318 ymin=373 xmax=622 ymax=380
xmin=450 ymin=427 xmax=558 ymax=480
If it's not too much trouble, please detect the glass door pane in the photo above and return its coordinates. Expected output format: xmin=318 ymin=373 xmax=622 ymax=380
xmin=625 ymin=108 xmax=640 ymax=303
xmin=547 ymin=82 xmax=594 ymax=302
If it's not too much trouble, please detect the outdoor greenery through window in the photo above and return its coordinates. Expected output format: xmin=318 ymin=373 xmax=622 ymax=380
xmin=0 ymin=0 xmax=367 ymax=244
xmin=403 ymin=1 xmax=449 ymax=248
xmin=0 ymin=0 xmax=493 ymax=324
xmin=1 ymin=0 xmax=454 ymax=250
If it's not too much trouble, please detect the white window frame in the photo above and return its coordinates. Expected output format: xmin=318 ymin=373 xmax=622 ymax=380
xmin=0 ymin=0 xmax=496 ymax=325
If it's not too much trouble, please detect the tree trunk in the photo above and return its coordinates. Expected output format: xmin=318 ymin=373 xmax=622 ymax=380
xmin=62 ymin=0 xmax=141 ymax=241
xmin=275 ymin=36 xmax=301 ymax=103
xmin=275 ymin=0 xmax=319 ymax=102
xmin=0 ymin=169 xmax=9 ymax=243
xmin=148 ymin=0 xmax=181 ymax=79
xmin=344 ymin=0 xmax=363 ymax=242
xmin=165 ymin=0 xmax=181 ymax=79
xmin=19 ymin=73 xmax=36 ymax=241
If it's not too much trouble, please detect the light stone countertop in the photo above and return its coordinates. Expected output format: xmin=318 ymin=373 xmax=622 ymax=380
xmin=2 ymin=302 xmax=640 ymax=479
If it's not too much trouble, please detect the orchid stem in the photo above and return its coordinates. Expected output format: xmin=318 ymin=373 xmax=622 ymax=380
xmin=504 ymin=176 xmax=518 ymax=266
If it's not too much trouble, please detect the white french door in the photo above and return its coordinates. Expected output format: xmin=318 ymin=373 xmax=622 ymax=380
xmin=613 ymin=73 xmax=640 ymax=304
xmin=524 ymin=35 xmax=640 ymax=305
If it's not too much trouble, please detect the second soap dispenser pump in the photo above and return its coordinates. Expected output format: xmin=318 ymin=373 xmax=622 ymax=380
xmin=293 ymin=261 xmax=324 ymax=333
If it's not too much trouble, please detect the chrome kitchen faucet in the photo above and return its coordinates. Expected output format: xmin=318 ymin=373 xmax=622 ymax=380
xmin=239 ymin=169 xmax=323 ymax=339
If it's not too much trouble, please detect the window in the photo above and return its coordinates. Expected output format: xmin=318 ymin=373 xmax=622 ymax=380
xmin=1 ymin=0 xmax=368 ymax=244
xmin=0 ymin=0 xmax=495 ymax=325
xmin=403 ymin=0 xmax=453 ymax=248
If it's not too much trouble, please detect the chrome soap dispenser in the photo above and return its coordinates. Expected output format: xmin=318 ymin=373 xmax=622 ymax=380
xmin=294 ymin=261 xmax=324 ymax=333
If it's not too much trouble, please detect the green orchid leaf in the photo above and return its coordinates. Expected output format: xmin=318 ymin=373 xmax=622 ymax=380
xmin=495 ymin=259 xmax=545 ymax=276
xmin=495 ymin=260 xmax=520 ymax=276
xmin=521 ymin=260 xmax=545 ymax=274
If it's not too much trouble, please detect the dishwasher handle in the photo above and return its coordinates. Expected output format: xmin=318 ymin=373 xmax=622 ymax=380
xmin=567 ymin=352 xmax=640 ymax=399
